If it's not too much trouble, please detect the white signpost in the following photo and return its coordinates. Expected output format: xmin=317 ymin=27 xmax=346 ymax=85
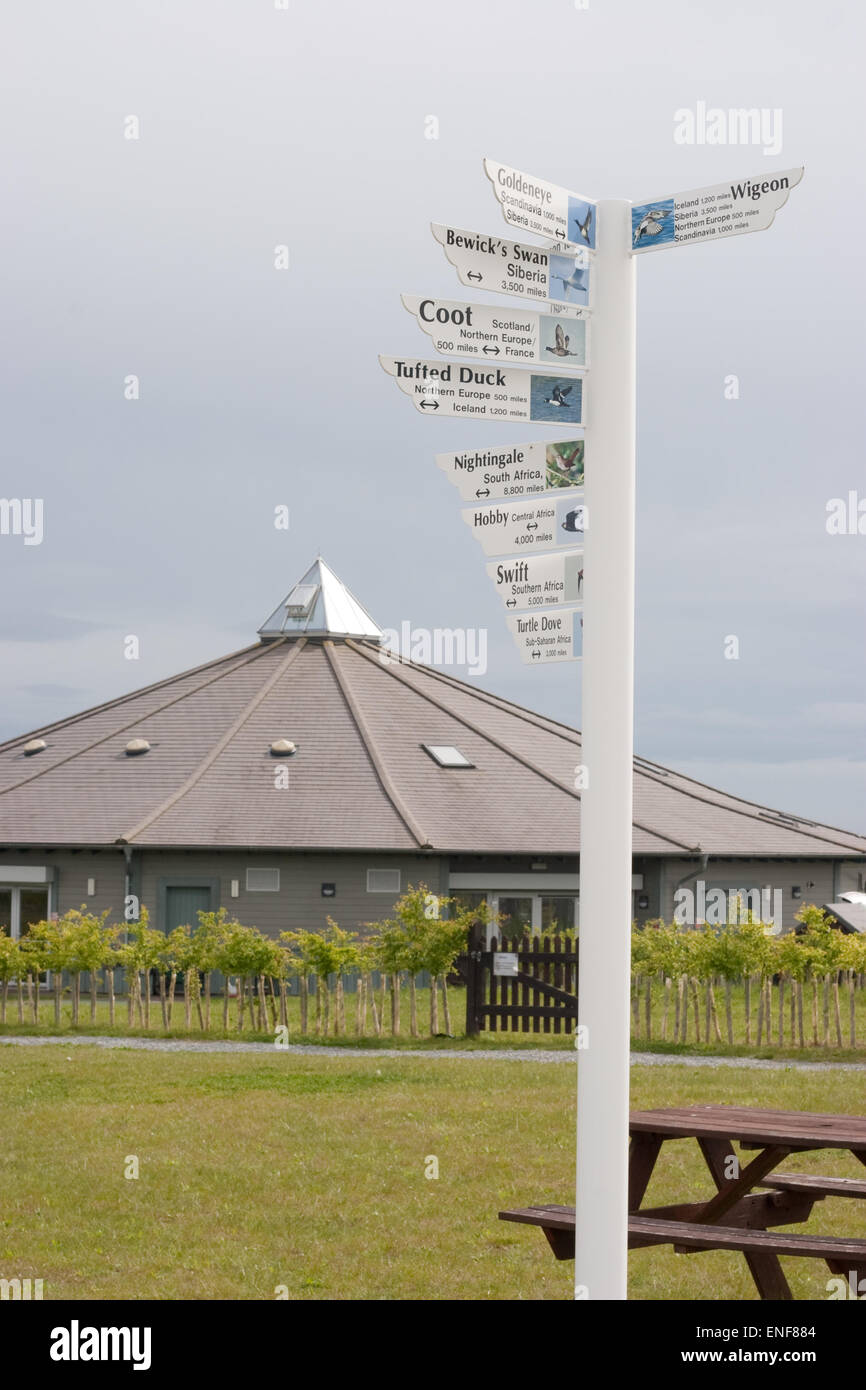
xmin=507 ymin=607 xmax=583 ymax=665
xmin=402 ymin=295 xmax=589 ymax=370
xmin=436 ymin=439 xmax=584 ymax=502
xmin=432 ymin=223 xmax=591 ymax=311
xmin=484 ymin=158 xmax=597 ymax=250
xmin=485 ymin=549 xmax=584 ymax=611
xmin=379 ymin=355 xmax=584 ymax=425
xmin=380 ymin=155 xmax=801 ymax=1304
xmin=462 ymin=495 xmax=587 ymax=557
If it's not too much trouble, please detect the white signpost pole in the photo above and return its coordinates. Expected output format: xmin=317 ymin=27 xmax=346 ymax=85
xmin=575 ymin=199 xmax=636 ymax=1301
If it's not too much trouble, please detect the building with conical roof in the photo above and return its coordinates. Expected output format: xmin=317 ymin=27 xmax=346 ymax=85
xmin=1 ymin=559 xmax=864 ymax=940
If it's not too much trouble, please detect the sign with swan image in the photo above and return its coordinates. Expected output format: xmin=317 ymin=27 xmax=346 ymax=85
xmin=431 ymin=223 xmax=590 ymax=313
xmin=631 ymin=167 xmax=803 ymax=252
xmin=402 ymin=294 xmax=589 ymax=370
xmin=484 ymin=158 xmax=597 ymax=252
xmin=379 ymin=355 xmax=584 ymax=425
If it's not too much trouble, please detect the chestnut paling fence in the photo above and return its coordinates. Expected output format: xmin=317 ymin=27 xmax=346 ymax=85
xmin=0 ymin=887 xmax=484 ymax=1040
xmin=631 ymin=912 xmax=866 ymax=1048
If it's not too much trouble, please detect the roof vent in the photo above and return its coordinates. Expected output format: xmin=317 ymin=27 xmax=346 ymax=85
xmin=284 ymin=584 xmax=319 ymax=619
xmin=23 ymin=738 xmax=47 ymax=756
xmin=125 ymin=738 xmax=151 ymax=756
xmin=270 ymin=739 xmax=297 ymax=757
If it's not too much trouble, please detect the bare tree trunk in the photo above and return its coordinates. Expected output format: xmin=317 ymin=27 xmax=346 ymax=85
xmin=442 ymin=975 xmax=452 ymax=1035
xmin=334 ymin=977 xmax=344 ymax=1036
xmin=237 ymin=975 xmax=245 ymax=1031
xmin=379 ymin=974 xmax=387 ymax=1032
xmin=159 ymin=971 xmax=168 ymax=1030
xmin=632 ymin=982 xmax=640 ymax=1029
xmin=30 ymin=972 xmax=39 ymax=1024
xmin=797 ymin=980 xmax=804 ymax=1048
xmin=144 ymin=972 xmax=151 ymax=1030
xmin=690 ymin=979 xmax=701 ymax=1044
xmin=90 ymin=970 xmax=97 ymax=1024
xmin=222 ymin=976 xmax=230 ymax=1032
xmin=849 ymin=970 xmax=856 ymax=1048
xmin=823 ymin=974 xmax=831 ymax=1048
xmin=676 ymin=974 xmax=685 ymax=1041
xmin=168 ymin=972 xmax=177 ymax=1027
xmin=54 ymin=973 xmax=62 ymax=1025
xmin=756 ymin=978 xmax=764 ymax=1045
xmin=184 ymin=974 xmax=192 ymax=1030
xmin=744 ymin=975 xmax=751 ymax=1045
xmin=1 ymin=979 xmax=8 ymax=1023
xmin=257 ymin=976 xmax=267 ymax=1032
xmin=279 ymin=978 xmax=287 ymax=1028
xmin=355 ymin=975 xmax=363 ymax=1035
xmin=267 ymin=977 xmax=278 ymax=1029
xmin=644 ymin=977 xmax=652 ymax=1040
xmin=390 ymin=972 xmax=400 ymax=1036
xmin=833 ymin=974 xmax=843 ymax=1048
xmin=707 ymin=980 xmax=722 ymax=1043
xmin=430 ymin=975 xmax=439 ymax=1036
xmin=661 ymin=977 xmax=671 ymax=1040
xmin=299 ymin=974 xmax=308 ymax=1035
xmin=71 ymin=973 xmax=79 ymax=1026
xmin=409 ymin=976 xmax=418 ymax=1038
xmin=321 ymin=977 xmax=331 ymax=1036
xmin=369 ymin=975 xmax=381 ymax=1037
xmin=811 ymin=976 xmax=819 ymax=1046
xmin=725 ymin=979 xmax=734 ymax=1045
xmin=205 ymin=973 xmax=212 ymax=1032
xmin=778 ymin=975 xmax=785 ymax=1047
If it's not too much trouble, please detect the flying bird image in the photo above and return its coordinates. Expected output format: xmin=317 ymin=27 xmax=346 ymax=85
xmin=545 ymin=323 xmax=579 ymax=358
xmin=551 ymin=264 xmax=587 ymax=298
xmin=633 ymin=207 xmax=671 ymax=244
xmin=543 ymin=382 xmax=574 ymax=408
xmin=573 ymin=206 xmax=593 ymax=245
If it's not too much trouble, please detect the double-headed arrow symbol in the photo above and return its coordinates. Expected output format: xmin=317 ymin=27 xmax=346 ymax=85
xmin=467 ymin=270 xmax=483 ymax=282
xmin=476 ymin=487 xmax=490 ymax=498
xmin=482 ymin=344 xmax=500 ymax=355
xmin=419 ymin=398 xmax=439 ymax=410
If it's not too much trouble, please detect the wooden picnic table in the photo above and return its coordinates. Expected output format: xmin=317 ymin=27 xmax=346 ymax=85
xmin=500 ymin=1105 xmax=866 ymax=1300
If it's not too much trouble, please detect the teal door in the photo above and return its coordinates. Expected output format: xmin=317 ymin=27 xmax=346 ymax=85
xmin=164 ymin=886 xmax=212 ymax=996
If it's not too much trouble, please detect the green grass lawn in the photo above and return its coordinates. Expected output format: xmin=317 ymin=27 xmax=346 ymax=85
xmin=1 ymin=1046 xmax=864 ymax=1300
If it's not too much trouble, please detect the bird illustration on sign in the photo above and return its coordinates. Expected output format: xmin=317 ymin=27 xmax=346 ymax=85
xmin=631 ymin=199 xmax=675 ymax=247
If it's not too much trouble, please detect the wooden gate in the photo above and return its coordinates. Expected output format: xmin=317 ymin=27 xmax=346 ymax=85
xmin=459 ymin=922 xmax=579 ymax=1036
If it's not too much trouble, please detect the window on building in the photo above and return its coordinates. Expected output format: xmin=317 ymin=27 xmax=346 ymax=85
xmin=246 ymin=868 xmax=280 ymax=892
xmin=367 ymin=869 xmax=401 ymax=893
xmin=422 ymin=744 xmax=474 ymax=768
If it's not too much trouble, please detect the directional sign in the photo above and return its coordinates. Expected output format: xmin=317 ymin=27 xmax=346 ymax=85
xmin=484 ymin=158 xmax=597 ymax=251
xmin=631 ymin=167 xmax=803 ymax=252
xmin=402 ymin=295 xmax=588 ymax=371
xmin=486 ymin=549 xmax=584 ymax=612
xmin=379 ymin=356 xmax=584 ymax=426
xmin=436 ymin=439 xmax=584 ymax=502
xmin=507 ymin=606 xmax=583 ymax=665
xmin=431 ymin=223 xmax=590 ymax=313
xmin=463 ymin=494 xmax=587 ymax=558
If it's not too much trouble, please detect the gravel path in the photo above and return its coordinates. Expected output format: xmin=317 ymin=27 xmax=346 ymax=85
xmin=0 ymin=1034 xmax=865 ymax=1072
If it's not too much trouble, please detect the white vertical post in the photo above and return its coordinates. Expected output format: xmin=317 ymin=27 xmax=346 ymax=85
xmin=575 ymin=199 xmax=636 ymax=1301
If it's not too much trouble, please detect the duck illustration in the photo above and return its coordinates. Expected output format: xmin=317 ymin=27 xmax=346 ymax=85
xmin=573 ymin=206 xmax=593 ymax=245
xmin=633 ymin=207 xmax=671 ymax=244
xmin=545 ymin=323 xmax=579 ymax=358
xmin=543 ymin=382 xmax=574 ymax=408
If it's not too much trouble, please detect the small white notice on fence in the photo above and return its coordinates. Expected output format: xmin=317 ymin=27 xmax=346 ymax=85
xmin=493 ymin=952 xmax=519 ymax=976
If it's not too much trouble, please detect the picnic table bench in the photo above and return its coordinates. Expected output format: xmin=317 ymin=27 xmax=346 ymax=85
xmin=499 ymin=1105 xmax=866 ymax=1300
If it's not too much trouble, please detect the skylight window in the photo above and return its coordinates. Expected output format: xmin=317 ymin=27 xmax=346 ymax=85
xmin=422 ymin=744 xmax=474 ymax=768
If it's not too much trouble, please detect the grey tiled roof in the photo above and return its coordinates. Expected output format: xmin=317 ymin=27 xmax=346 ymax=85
xmin=0 ymin=635 xmax=864 ymax=858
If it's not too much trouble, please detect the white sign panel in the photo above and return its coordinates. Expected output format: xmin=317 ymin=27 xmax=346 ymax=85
xmin=493 ymin=951 xmax=519 ymax=976
xmin=431 ymin=223 xmax=590 ymax=313
xmin=484 ymin=158 xmax=597 ymax=251
xmin=507 ymin=607 xmax=583 ymax=665
xmin=435 ymin=439 xmax=584 ymax=502
xmin=402 ymin=295 xmax=589 ymax=371
xmin=463 ymin=495 xmax=587 ymax=557
xmin=486 ymin=549 xmax=584 ymax=611
xmin=379 ymin=356 xmax=584 ymax=426
xmin=631 ymin=167 xmax=803 ymax=252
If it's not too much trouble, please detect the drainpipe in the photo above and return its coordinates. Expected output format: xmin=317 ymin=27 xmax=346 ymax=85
xmin=671 ymin=853 xmax=708 ymax=925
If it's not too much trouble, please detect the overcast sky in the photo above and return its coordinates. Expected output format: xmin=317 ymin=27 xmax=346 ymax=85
xmin=1 ymin=0 xmax=863 ymax=832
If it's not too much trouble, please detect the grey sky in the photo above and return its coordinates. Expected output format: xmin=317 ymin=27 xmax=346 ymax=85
xmin=1 ymin=0 xmax=863 ymax=830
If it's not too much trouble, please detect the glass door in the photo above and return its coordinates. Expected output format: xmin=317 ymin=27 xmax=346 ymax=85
xmin=496 ymin=896 xmax=533 ymax=942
